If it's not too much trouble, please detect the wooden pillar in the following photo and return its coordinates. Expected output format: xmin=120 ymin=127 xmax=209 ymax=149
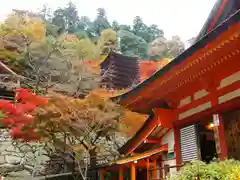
xmin=130 ymin=163 xmax=136 ymax=180
xmin=164 ymin=164 xmax=170 ymax=178
xmin=119 ymin=166 xmax=124 ymax=180
xmin=173 ymin=126 xmax=181 ymax=170
xmin=218 ymin=114 xmax=228 ymax=159
xmin=159 ymin=158 xmax=163 ymax=179
xmin=100 ymin=168 xmax=105 ymax=180
xmin=152 ymin=159 xmax=157 ymax=179
xmin=146 ymin=159 xmax=150 ymax=180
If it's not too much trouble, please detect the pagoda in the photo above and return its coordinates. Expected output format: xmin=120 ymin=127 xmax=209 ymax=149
xmin=100 ymin=51 xmax=140 ymax=90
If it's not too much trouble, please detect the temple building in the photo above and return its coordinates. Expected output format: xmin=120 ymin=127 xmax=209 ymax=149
xmin=100 ymin=51 xmax=140 ymax=90
xmin=98 ymin=0 xmax=240 ymax=179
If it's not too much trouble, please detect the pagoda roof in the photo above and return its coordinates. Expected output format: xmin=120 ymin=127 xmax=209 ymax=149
xmin=100 ymin=51 xmax=138 ymax=66
xmin=113 ymin=9 xmax=240 ymax=114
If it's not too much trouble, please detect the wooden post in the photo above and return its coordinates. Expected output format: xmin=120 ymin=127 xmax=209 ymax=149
xmin=152 ymin=160 xmax=157 ymax=179
xmin=100 ymin=168 xmax=105 ymax=180
xmin=119 ymin=166 xmax=124 ymax=180
xmin=159 ymin=158 xmax=163 ymax=179
xmin=173 ymin=126 xmax=181 ymax=170
xmin=164 ymin=164 xmax=170 ymax=178
xmin=130 ymin=163 xmax=136 ymax=180
xmin=146 ymin=159 xmax=150 ymax=180
xmin=218 ymin=114 xmax=228 ymax=159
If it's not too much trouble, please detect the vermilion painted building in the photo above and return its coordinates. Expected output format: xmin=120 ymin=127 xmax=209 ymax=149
xmin=98 ymin=1 xmax=240 ymax=179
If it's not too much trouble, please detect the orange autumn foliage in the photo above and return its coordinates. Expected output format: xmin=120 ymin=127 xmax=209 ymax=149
xmin=69 ymin=58 xmax=173 ymax=138
xmin=84 ymin=57 xmax=172 ymax=86
xmin=86 ymin=88 xmax=148 ymax=137
xmin=83 ymin=59 xmax=102 ymax=74
xmin=139 ymin=58 xmax=172 ymax=81
xmin=123 ymin=111 xmax=148 ymax=137
xmin=63 ymin=34 xmax=79 ymax=41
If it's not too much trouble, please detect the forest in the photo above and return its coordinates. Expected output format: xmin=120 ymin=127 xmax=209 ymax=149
xmin=39 ymin=2 xmax=186 ymax=60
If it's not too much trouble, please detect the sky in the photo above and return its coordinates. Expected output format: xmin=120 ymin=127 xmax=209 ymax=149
xmin=0 ymin=0 xmax=217 ymax=42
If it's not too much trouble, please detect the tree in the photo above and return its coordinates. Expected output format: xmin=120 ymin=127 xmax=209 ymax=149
xmin=39 ymin=4 xmax=52 ymax=21
xmin=38 ymin=5 xmax=61 ymax=37
xmin=0 ymin=12 xmax=45 ymax=67
xmin=77 ymin=38 xmax=101 ymax=60
xmin=118 ymin=30 xmax=148 ymax=59
xmin=98 ymin=29 xmax=117 ymax=55
xmin=93 ymin=8 xmax=111 ymax=36
xmin=167 ymin=36 xmax=185 ymax=57
xmin=45 ymin=22 xmax=61 ymax=37
xmin=51 ymin=8 xmax=66 ymax=31
xmin=119 ymin=24 xmax=132 ymax=32
xmin=0 ymin=12 xmax=100 ymax=95
xmin=148 ymin=36 xmax=185 ymax=59
xmin=147 ymin=24 xmax=164 ymax=42
xmin=132 ymin=16 xmax=149 ymax=42
xmin=0 ymin=88 xmax=126 ymax=179
xmin=51 ymin=2 xmax=79 ymax=33
xmin=148 ymin=37 xmax=168 ymax=60
xmin=77 ymin=16 xmax=96 ymax=39
xmin=112 ymin=20 xmax=120 ymax=32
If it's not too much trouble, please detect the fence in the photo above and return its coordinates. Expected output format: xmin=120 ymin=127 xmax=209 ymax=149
xmin=32 ymin=169 xmax=100 ymax=180
xmin=30 ymin=152 xmax=111 ymax=180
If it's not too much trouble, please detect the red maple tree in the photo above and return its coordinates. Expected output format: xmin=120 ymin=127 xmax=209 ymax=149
xmin=0 ymin=88 xmax=48 ymax=141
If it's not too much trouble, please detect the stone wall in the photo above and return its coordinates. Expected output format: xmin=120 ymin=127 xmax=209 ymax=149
xmin=0 ymin=129 xmax=49 ymax=180
xmin=0 ymin=130 xmax=126 ymax=179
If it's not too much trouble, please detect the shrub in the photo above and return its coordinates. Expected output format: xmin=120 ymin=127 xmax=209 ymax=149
xmin=168 ymin=159 xmax=240 ymax=180
xmin=227 ymin=164 xmax=240 ymax=180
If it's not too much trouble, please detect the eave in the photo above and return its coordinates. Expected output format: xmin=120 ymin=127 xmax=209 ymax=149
xmin=116 ymin=144 xmax=168 ymax=165
xmin=195 ymin=0 xmax=240 ymax=42
xmin=113 ymin=10 xmax=240 ymax=114
xmin=119 ymin=111 xmax=171 ymax=155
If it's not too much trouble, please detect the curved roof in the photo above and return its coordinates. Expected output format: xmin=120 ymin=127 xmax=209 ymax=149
xmin=117 ymin=6 xmax=240 ymax=154
xmin=195 ymin=0 xmax=240 ymax=42
xmin=113 ymin=9 xmax=240 ymax=114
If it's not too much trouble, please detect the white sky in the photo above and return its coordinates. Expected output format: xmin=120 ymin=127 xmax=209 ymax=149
xmin=0 ymin=0 xmax=217 ymax=42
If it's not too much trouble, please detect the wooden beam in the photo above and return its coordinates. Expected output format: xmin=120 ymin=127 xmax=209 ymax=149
xmin=126 ymin=117 xmax=158 ymax=154
xmin=153 ymin=108 xmax=176 ymax=128
xmin=177 ymin=80 xmax=240 ymax=115
xmin=144 ymin=138 xmax=161 ymax=144
xmin=174 ymin=97 xmax=240 ymax=128
xmin=116 ymin=145 xmax=168 ymax=165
